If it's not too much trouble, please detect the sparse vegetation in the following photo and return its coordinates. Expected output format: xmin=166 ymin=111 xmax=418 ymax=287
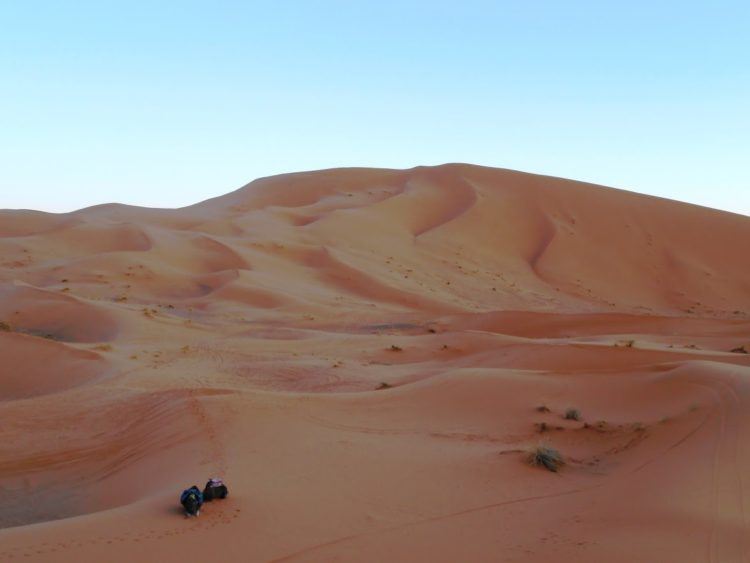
xmin=92 ymin=344 xmax=112 ymax=352
xmin=526 ymin=445 xmax=565 ymax=472
xmin=0 ymin=321 xmax=10 ymax=332
xmin=564 ymin=408 xmax=581 ymax=421
xmin=535 ymin=422 xmax=549 ymax=433
xmin=731 ymin=345 xmax=748 ymax=354
xmin=389 ymin=345 xmax=402 ymax=352
xmin=376 ymin=382 xmax=392 ymax=390
xmin=615 ymin=339 xmax=635 ymax=348
xmin=536 ymin=405 xmax=551 ymax=413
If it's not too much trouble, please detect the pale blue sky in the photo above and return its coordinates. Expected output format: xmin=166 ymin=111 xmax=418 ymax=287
xmin=1 ymin=1 xmax=748 ymax=215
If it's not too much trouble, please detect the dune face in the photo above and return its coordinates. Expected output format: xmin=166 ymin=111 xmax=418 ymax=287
xmin=1 ymin=164 xmax=749 ymax=562
xmin=0 ymin=332 xmax=109 ymax=400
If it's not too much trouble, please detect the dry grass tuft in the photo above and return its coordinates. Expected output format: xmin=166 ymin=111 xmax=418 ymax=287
xmin=526 ymin=445 xmax=565 ymax=472
xmin=535 ymin=422 xmax=549 ymax=433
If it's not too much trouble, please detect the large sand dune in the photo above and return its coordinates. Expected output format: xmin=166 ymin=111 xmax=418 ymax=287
xmin=1 ymin=164 xmax=749 ymax=561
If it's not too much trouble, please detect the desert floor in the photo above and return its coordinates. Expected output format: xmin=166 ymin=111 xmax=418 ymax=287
xmin=2 ymin=164 xmax=750 ymax=562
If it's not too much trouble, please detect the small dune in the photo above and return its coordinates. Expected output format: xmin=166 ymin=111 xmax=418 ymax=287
xmin=0 ymin=286 xmax=119 ymax=343
xmin=0 ymin=332 xmax=109 ymax=400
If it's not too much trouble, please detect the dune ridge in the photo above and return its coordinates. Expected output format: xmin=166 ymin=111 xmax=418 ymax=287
xmin=1 ymin=164 xmax=749 ymax=562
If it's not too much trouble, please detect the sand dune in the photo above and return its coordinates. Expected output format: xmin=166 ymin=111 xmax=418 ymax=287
xmin=1 ymin=164 xmax=749 ymax=562
xmin=0 ymin=332 xmax=109 ymax=400
xmin=0 ymin=285 xmax=119 ymax=342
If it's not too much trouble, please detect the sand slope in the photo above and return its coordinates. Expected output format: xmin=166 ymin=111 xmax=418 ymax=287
xmin=1 ymin=164 xmax=749 ymax=562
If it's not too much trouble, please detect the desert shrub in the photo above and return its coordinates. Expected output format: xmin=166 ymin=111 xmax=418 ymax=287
xmin=536 ymin=405 xmax=551 ymax=413
xmin=389 ymin=345 xmax=402 ymax=352
xmin=526 ymin=445 xmax=565 ymax=472
xmin=0 ymin=321 xmax=10 ymax=332
xmin=731 ymin=345 xmax=748 ymax=354
xmin=564 ymin=408 xmax=581 ymax=421
xmin=376 ymin=382 xmax=392 ymax=390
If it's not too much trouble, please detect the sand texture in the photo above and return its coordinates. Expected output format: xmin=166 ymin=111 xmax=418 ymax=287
xmin=1 ymin=164 xmax=750 ymax=561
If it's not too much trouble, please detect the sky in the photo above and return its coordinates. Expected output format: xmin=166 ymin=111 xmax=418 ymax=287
xmin=1 ymin=1 xmax=748 ymax=215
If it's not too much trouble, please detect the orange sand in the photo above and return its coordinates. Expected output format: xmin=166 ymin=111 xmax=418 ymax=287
xmin=1 ymin=164 xmax=749 ymax=561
